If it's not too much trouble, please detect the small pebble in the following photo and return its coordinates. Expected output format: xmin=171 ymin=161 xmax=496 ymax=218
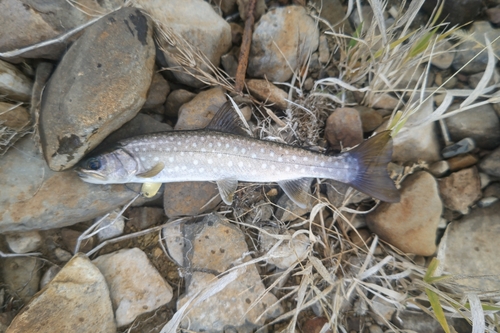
xmin=40 ymin=265 xmax=62 ymax=289
xmin=477 ymin=197 xmax=498 ymax=208
xmin=484 ymin=183 xmax=500 ymax=198
xmin=441 ymin=138 xmax=475 ymax=158
xmin=428 ymin=160 xmax=450 ymax=177
xmin=54 ymin=248 xmax=73 ymax=262
xmin=325 ymin=108 xmax=363 ymax=150
xmin=479 ymin=172 xmax=491 ymax=189
xmin=96 ymin=210 xmax=125 ymax=242
xmin=438 ymin=167 xmax=481 ymax=214
xmin=447 ymin=154 xmax=479 ymax=172
xmin=5 ymin=231 xmax=42 ymax=254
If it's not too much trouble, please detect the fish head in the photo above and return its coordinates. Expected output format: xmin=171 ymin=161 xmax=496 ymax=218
xmin=76 ymin=148 xmax=138 ymax=184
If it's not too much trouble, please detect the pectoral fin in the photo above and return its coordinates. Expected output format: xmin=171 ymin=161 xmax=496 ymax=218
xmin=216 ymin=178 xmax=239 ymax=205
xmin=141 ymin=182 xmax=162 ymax=198
xmin=137 ymin=162 xmax=165 ymax=178
xmin=277 ymin=178 xmax=313 ymax=209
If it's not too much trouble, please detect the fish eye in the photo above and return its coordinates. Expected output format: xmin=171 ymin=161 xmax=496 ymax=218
xmin=87 ymin=158 xmax=102 ymax=171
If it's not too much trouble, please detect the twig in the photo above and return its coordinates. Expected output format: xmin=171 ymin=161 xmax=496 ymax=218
xmin=234 ymin=0 xmax=257 ymax=93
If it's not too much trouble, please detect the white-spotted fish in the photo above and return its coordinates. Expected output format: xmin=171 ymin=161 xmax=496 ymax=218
xmin=77 ymin=102 xmax=400 ymax=207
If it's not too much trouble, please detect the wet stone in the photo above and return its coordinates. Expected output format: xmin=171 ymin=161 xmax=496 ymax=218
xmin=441 ymin=138 xmax=475 ymax=159
xmin=438 ymin=167 xmax=481 ymax=214
xmin=39 ymin=7 xmax=156 ymax=171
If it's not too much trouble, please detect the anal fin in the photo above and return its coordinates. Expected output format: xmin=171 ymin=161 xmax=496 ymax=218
xmin=277 ymin=178 xmax=313 ymax=209
xmin=216 ymin=178 xmax=239 ymax=205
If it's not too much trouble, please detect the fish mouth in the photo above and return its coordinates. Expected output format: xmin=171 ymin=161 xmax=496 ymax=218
xmin=76 ymin=169 xmax=107 ymax=183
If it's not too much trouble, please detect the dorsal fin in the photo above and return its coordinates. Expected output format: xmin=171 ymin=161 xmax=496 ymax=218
xmin=206 ymin=101 xmax=249 ymax=136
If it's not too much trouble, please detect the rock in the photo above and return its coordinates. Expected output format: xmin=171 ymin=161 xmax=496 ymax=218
xmin=302 ymin=316 xmax=331 ymax=333
xmin=5 ymin=231 xmax=42 ymax=254
xmin=428 ymin=40 xmax=455 ymax=70
xmin=0 ymin=0 xmax=121 ymax=62
xmin=479 ymin=172 xmax=491 ymax=189
xmin=275 ymin=192 xmax=311 ymax=222
xmin=143 ymin=71 xmax=170 ymax=109
xmin=219 ymin=0 xmax=237 ymax=15
xmin=354 ymin=105 xmax=383 ymax=133
xmin=325 ymin=108 xmax=363 ymax=150
xmin=326 ymin=179 xmax=370 ymax=206
xmin=311 ymin=0 xmax=353 ymax=34
xmin=95 ymin=209 xmax=125 ymax=242
xmin=248 ymin=6 xmax=319 ymax=82
xmin=260 ymin=227 xmax=310 ymax=269
xmin=452 ymin=21 xmax=500 ymax=74
xmin=0 ymin=102 xmax=30 ymax=133
xmin=428 ymin=160 xmax=450 ymax=178
xmin=0 ymin=137 xmax=138 ymax=233
xmin=422 ymin=0 xmax=481 ymax=27
xmin=163 ymin=181 xmax=222 ymax=218
xmin=93 ymin=248 xmax=173 ymax=327
xmin=479 ymin=146 xmax=500 ymax=177
xmin=171 ymin=214 xmax=283 ymax=332
xmin=394 ymin=65 xmax=434 ymax=91
xmin=162 ymin=222 xmax=185 ymax=266
xmin=175 ymin=87 xmax=227 ymax=130
xmin=54 ymin=248 xmax=72 ymax=262
xmin=221 ymin=51 xmax=238 ymax=77
xmin=371 ymin=93 xmax=399 ymax=110
xmin=127 ymin=206 xmax=165 ymax=231
xmin=487 ymin=7 xmax=500 ymax=25
xmin=444 ymin=103 xmax=500 ymax=150
xmin=39 ymin=265 xmax=61 ymax=289
xmin=390 ymin=97 xmax=441 ymax=163
xmin=437 ymin=204 xmax=500 ymax=292
xmin=100 ymin=113 xmax=173 ymax=149
xmin=165 ymin=89 xmax=196 ymax=118
xmin=2 ymin=257 xmax=41 ymax=304
xmin=230 ymin=22 xmax=244 ymax=45
xmin=468 ymin=70 xmax=497 ymax=88
xmin=438 ymin=167 xmax=481 ymax=214
xmin=477 ymin=196 xmax=498 ymax=207
xmin=0 ymin=60 xmax=33 ymax=102
xmin=393 ymin=309 xmax=472 ymax=333
xmin=366 ymin=172 xmax=442 ymax=256
xmin=6 ymin=254 xmax=115 ymax=333
xmin=484 ymin=182 xmax=500 ymax=198
xmin=135 ymin=0 xmax=231 ymax=87
xmin=441 ymin=138 xmax=475 ymax=159
xmin=370 ymin=296 xmax=396 ymax=326
xmin=318 ymin=35 xmax=330 ymax=64
xmin=447 ymin=153 xmax=479 ymax=172
xmin=246 ymin=79 xmax=288 ymax=109
xmin=39 ymin=8 xmax=156 ymax=171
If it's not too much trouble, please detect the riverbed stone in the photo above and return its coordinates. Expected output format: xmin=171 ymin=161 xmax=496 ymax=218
xmin=5 ymin=254 xmax=115 ymax=333
xmin=0 ymin=137 xmax=138 ymax=233
xmin=248 ymin=6 xmax=319 ymax=82
xmin=367 ymin=172 xmax=442 ymax=256
xmin=479 ymin=146 xmax=500 ymax=177
xmin=39 ymin=7 xmax=155 ymax=171
xmin=0 ymin=60 xmax=33 ymax=102
xmin=134 ymin=0 xmax=231 ymax=87
xmin=438 ymin=167 xmax=481 ymax=214
xmin=174 ymin=87 xmax=227 ymax=130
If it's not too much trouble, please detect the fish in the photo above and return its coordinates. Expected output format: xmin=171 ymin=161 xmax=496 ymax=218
xmin=76 ymin=102 xmax=400 ymax=207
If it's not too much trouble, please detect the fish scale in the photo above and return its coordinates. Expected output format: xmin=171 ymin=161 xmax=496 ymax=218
xmin=77 ymin=102 xmax=400 ymax=206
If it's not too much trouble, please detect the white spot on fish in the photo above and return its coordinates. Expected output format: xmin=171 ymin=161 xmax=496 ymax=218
xmin=181 ymin=166 xmax=186 ymax=170
xmin=169 ymin=137 xmax=174 ymax=141
xmin=169 ymin=157 xmax=174 ymax=162
xmin=177 ymin=141 xmax=181 ymax=145
xmin=140 ymin=157 xmax=145 ymax=161
xmin=285 ymin=150 xmax=289 ymax=154
xmin=294 ymin=165 xmax=299 ymax=169
xmin=159 ymin=148 xmax=163 ymax=152
xmin=208 ymin=158 xmax=213 ymax=164
xmin=166 ymin=148 xmax=170 ymax=152
xmin=175 ymin=166 xmax=179 ymax=171
xmin=199 ymin=168 xmax=205 ymax=172
xmin=189 ymin=152 xmax=193 ymax=156
xmin=151 ymin=144 xmax=156 ymax=149
xmin=270 ymin=152 xmax=274 ymax=157
xmin=241 ymin=148 xmax=246 ymax=154
xmin=262 ymin=163 xmax=267 ymax=169
xmin=192 ymin=143 xmax=197 ymax=148
xmin=228 ymin=161 xmax=233 ymax=167
xmin=201 ymin=137 xmax=205 ymax=141
xmin=201 ymin=148 xmax=206 ymax=152
xmin=334 ymin=161 xmax=339 ymax=167
xmin=303 ymin=157 xmax=308 ymax=162
xmin=260 ymin=148 xmax=265 ymax=153
xmin=251 ymin=153 xmax=257 ymax=159
xmin=320 ymin=161 xmax=325 ymax=167
xmin=154 ymin=157 xmax=159 ymax=162
xmin=238 ymin=161 xmax=243 ymax=167
xmin=134 ymin=148 xmax=139 ymax=152
xmin=217 ymin=142 xmax=222 ymax=147
xmin=142 ymin=148 xmax=146 ymax=152
xmin=193 ymin=160 xmax=199 ymax=165
xmin=226 ymin=143 xmax=230 ymax=148
xmin=270 ymin=165 xmax=276 ymax=170
xmin=173 ymin=147 xmax=177 ymax=151
xmin=233 ymin=147 xmax=238 ymax=152
xmin=328 ymin=157 xmax=333 ymax=162
xmin=285 ymin=166 xmax=290 ymax=171
xmin=217 ymin=153 xmax=222 ymax=158
xmin=292 ymin=155 xmax=297 ymax=160
xmin=180 ymin=152 xmax=185 ymax=156
xmin=301 ymin=168 xmax=305 ymax=173
xmin=278 ymin=157 xmax=283 ymax=162
xmin=209 ymin=143 xmax=213 ymax=148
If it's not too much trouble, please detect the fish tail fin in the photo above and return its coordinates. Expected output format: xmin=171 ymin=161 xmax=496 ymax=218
xmin=346 ymin=131 xmax=400 ymax=202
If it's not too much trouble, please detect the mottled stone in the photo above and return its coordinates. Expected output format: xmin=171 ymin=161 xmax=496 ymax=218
xmin=248 ymin=6 xmax=319 ymax=82
xmin=367 ymin=172 xmax=442 ymax=256
xmin=6 ymin=254 xmax=115 ymax=333
xmin=40 ymin=8 xmax=155 ymax=171
xmin=0 ymin=137 xmax=138 ymax=233
xmin=143 ymin=71 xmax=170 ymax=109
xmin=447 ymin=154 xmax=479 ymax=172
xmin=438 ymin=167 xmax=481 ymax=214
xmin=163 ymin=181 xmax=221 ymax=218
xmin=93 ymin=248 xmax=173 ymax=327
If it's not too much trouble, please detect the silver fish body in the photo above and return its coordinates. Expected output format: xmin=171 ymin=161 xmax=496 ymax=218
xmin=77 ymin=103 xmax=400 ymax=206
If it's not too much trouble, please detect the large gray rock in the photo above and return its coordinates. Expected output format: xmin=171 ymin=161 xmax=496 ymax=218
xmin=0 ymin=0 xmax=122 ymax=62
xmin=479 ymin=146 xmax=500 ymax=177
xmin=134 ymin=0 xmax=231 ymax=88
xmin=0 ymin=137 xmax=138 ymax=233
xmin=248 ymin=6 xmax=319 ymax=82
xmin=40 ymin=7 xmax=155 ymax=171
xmin=437 ymin=201 xmax=500 ymax=292
xmin=6 ymin=254 xmax=115 ymax=333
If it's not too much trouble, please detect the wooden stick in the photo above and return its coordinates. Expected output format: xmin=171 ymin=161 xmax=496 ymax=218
xmin=234 ymin=0 xmax=257 ymax=93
